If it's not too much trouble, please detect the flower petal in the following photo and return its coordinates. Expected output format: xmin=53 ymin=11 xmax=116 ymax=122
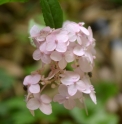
xmin=39 ymin=103 xmax=52 ymax=115
xmin=56 ymin=42 xmax=67 ymax=52
xmin=30 ymin=74 xmax=41 ymax=84
xmin=65 ymin=22 xmax=80 ymax=33
xmin=64 ymin=99 xmax=76 ymax=110
xmin=65 ymin=50 xmax=75 ymax=62
xmin=39 ymin=42 xmax=46 ymax=52
xmin=68 ymin=84 xmax=77 ymax=96
xmin=58 ymin=58 xmax=67 ymax=69
xmin=33 ymin=93 xmax=40 ymax=99
xmin=41 ymin=54 xmax=51 ymax=64
xmin=29 ymin=84 xmax=40 ymax=93
xmin=60 ymin=71 xmax=80 ymax=85
xmin=23 ymin=75 xmax=31 ymax=85
xmin=72 ymin=91 xmax=83 ymax=99
xmin=77 ymin=80 xmax=91 ymax=94
xmin=50 ymin=51 xmax=62 ymax=61
xmin=40 ymin=94 xmax=52 ymax=104
xmin=53 ymin=94 xmax=66 ymax=104
xmin=73 ymin=45 xmax=84 ymax=56
xmin=79 ymin=57 xmax=93 ymax=72
xmin=23 ymin=74 xmax=41 ymax=85
xmin=90 ymin=92 xmax=97 ymax=104
xmin=80 ymin=27 xmax=89 ymax=35
xmin=74 ymin=67 xmax=84 ymax=78
xmin=77 ymin=36 xmax=82 ymax=45
xmin=30 ymin=25 xmax=40 ymax=37
xmin=33 ymin=49 xmax=41 ymax=60
xmin=46 ymin=40 xmax=56 ymax=51
xmin=27 ymin=98 xmax=40 ymax=110
xmin=60 ymin=78 xmax=73 ymax=85
xmin=46 ymin=33 xmax=56 ymax=51
xmin=64 ymin=71 xmax=80 ymax=82
xmin=88 ymin=26 xmax=95 ymax=43
xmin=69 ymin=33 xmax=77 ymax=42
xmin=56 ymin=33 xmax=68 ymax=42
xmin=58 ymin=84 xmax=69 ymax=97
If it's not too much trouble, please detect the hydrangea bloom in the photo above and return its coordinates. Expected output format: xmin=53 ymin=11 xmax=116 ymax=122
xmin=23 ymin=21 xmax=96 ymax=115
xmin=33 ymin=42 xmax=51 ymax=64
xmin=30 ymin=25 xmax=52 ymax=47
xmin=23 ymin=74 xmax=41 ymax=93
xmin=50 ymin=50 xmax=75 ymax=69
xmin=46 ymin=29 xmax=68 ymax=52
xmin=27 ymin=93 xmax=52 ymax=115
xmin=53 ymin=84 xmax=83 ymax=109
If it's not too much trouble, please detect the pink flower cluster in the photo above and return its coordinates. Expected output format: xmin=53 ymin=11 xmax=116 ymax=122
xmin=23 ymin=21 xmax=96 ymax=115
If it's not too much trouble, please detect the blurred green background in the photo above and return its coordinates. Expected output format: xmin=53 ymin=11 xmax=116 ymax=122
xmin=0 ymin=0 xmax=122 ymax=124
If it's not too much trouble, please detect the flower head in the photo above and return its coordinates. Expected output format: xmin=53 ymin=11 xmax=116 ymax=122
xmin=23 ymin=20 xmax=96 ymax=115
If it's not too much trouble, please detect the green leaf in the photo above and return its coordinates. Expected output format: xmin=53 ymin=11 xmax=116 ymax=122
xmin=40 ymin=0 xmax=63 ymax=28
xmin=0 ymin=0 xmax=28 ymax=5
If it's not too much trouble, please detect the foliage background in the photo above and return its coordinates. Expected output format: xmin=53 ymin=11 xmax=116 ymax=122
xmin=0 ymin=0 xmax=122 ymax=124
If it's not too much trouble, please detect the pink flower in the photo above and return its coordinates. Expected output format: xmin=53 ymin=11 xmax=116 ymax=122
xmin=88 ymin=26 xmax=95 ymax=44
xmin=27 ymin=94 xmax=52 ymax=115
xmin=37 ymin=26 xmax=51 ymax=42
xmin=50 ymin=50 xmax=75 ymax=69
xmin=74 ymin=67 xmax=84 ymax=78
xmin=73 ymin=44 xmax=85 ymax=56
xmin=78 ymin=56 xmax=93 ymax=72
xmin=60 ymin=71 xmax=82 ymax=96
xmin=46 ymin=29 xmax=68 ymax=52
xmin=78 ymin=76 xmax=97 ymax=104
xmin=33 ymin=42 xmax=51 ymax=64
xmin=84 ymin=44 xmax=96 ymax=63
xmin=23 ymin=20 xmax=96 ymax=115
xmin=78 ymin=22 xmax=89 ymax=36
xmin=63 ymin=21 xmax=82 ymax=44
xmin=23 ymin=74 xmax=41 ymax=93
xmin=30 ymin=25 xmax=52 ymax=46
xmin=63 ymin=21 xmax=89 ymax=45
xmin=60 ymin=71 xmax=80 ymax=83
xmin=30 ymin=25 xmax=40 ymax=38
xmin=63 ymin=21 xmax=80 ymax=33
xmin=53 ymin=85 xmax=79 ymax=109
